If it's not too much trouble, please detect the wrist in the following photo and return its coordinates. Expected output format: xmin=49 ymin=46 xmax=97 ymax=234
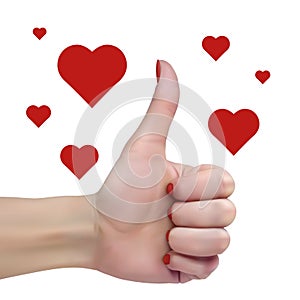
xmin=56 ymin=195 xmax=98 ymax=269
xmin=0 ymin=195 xmax=98 ymax=279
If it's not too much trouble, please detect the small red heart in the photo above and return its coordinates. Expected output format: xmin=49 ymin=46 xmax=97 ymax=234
xmin=202 ymin=36 xmax=230 ymax=61
xmin=60 ymin=145 xmax=99 ymax=179
xmin=208 ymin=109 xmax=259 ymax=155
xmin=33 ymin=27 xmax=47 ymax=40
xmin=58 ymin=45 xmax=127 ymax=107
xmin=26 ymin=105 xmax=51 ymax=127
xmin=255 ymin=70 xmax=270 ymax=84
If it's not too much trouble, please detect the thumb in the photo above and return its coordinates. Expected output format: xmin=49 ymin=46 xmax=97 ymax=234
xmin=147 ymin=60 xmax=179 ymax=120
xmin=127 ymin=60 xmax=180 ymax=155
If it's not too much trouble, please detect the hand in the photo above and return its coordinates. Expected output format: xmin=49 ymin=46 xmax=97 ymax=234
xmin=89 ymin=60 xmax=236 ymax=283
xmin=0 ymin=60 xmax=235 ymax=282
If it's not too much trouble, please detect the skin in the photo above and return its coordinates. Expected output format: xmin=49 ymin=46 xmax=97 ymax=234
xmin=0 ymin=60 xmax=235 ymax=283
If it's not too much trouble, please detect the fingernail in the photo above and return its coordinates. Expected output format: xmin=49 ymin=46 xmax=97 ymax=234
xmin=166 ymin=183 xmax=173 ymax=194
xmin=156 ymin=60 xmax=161 ymax=82
xmin=163 ymin=254 xmax=170 ymax=265
xmin=166 ymin=229 xmax=171 ymax=242
xmin=167 ymin=207 xmax=173 ymax=221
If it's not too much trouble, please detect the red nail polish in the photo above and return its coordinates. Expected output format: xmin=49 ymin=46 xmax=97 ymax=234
xmin=163 ymin=254 xmax=170 ymax=265
xmin=156 ymin=60 xmax=161 ymax=82
xmin=166 ymin=230 xmax=171 ymax=242
xmin=167 ymin=207 xmax=173 ymax=221
xmin=166 ymin=183 xmax=173 ymax=194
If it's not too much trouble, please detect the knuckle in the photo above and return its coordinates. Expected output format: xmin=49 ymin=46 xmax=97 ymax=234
xmin=216 ymin=229 xmax=231 ymax=253
xmin=198 ymin=256 xmax=219 ymax=279
xmin=221 ymin=170 xmax=235 ymax=196
xmin=221 ymin=199 xmax=237 ymax=225
xmin=198 ymin=164 xmax=217 ymax=171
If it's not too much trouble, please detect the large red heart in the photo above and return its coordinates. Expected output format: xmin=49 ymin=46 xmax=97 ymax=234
xmin=58 ymin=45 xmax=127 ymax=107
xmin=33 ymin=27 xmax=47 ymax=40
xmin=60 ymin=145 xmax=99 ymax=179
xmin=26 ymin=105 xmax=51 ymax=127
xmin=202 ymin=36 xmax=230 ymax=61
xmin=208 ymin=109 xmax=259 ymax=155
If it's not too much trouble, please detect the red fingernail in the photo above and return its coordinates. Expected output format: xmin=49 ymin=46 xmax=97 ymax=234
xmin=167 ymin=207 xmax=173 ymax=221
xmin=156 ymin=60 xmax=161 ymax=82
xmin=163 ymin=254 xmax=170 ymax=265
xmin=166 ymin=230 xmax=171 ymax=242
xmin=166 ymin=183 xmax=173 ymax=194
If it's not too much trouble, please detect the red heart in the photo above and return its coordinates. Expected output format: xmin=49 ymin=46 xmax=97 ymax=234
xmin=26 ymin=105 xmax=51 ymax=127
xmin=58 ymin=45 xmax=127 ymax=107
xmin=33 ymin=27 xmax=47 ymax=39
xmin=208 ymin=109 xmax=259 ymax=155
xmin=255 ymin=70 xmax=270 ymax=84
xmin=202 ymin=36 xmax=230 ymax=61
xmin=60 ymin=145 xmax=99 ymax=179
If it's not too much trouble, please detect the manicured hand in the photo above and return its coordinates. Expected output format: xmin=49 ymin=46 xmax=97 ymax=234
xmin=91 ymin=60 xmax=236 ymax=283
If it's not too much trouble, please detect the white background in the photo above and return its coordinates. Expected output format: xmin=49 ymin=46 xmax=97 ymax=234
xmin=0 ymin=0 xmax=300 ymax=299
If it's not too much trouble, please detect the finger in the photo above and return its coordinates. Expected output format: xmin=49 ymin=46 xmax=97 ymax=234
xmin=168 ymin=168 xmax=235 ymax=201
xmin=169 ymin=199 xmax=236 ymax=228
xmin=167 ymin=227 xmax=230 ymax=257
xmin=127 ymin=60 xmax=179 ymax=154
xmin=164 ymin=252 xmax=219 ymax=281
xmin=171 ymin=163 xmax=223 ymax=177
